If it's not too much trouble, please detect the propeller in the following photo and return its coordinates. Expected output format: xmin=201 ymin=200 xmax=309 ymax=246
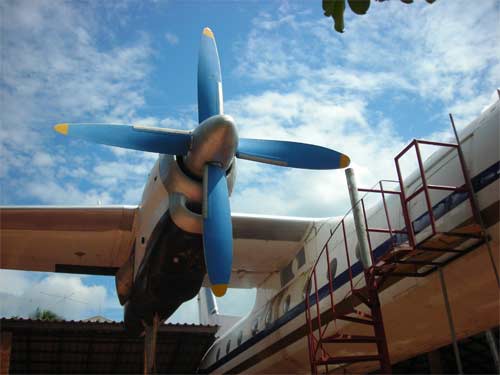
xmin=54 ymin=27 xmax=350 ymax=297
xmin=202 ymin=164 xmax=233 ymax=297
xmin=237 ymin=138 xmax=350 ymax=170
xmin=53 ymin=123 xmax=191 ymax=155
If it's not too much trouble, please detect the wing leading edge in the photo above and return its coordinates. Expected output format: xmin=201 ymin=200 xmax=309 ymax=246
xmin=0 ymin=206 xmax=137 ymax=275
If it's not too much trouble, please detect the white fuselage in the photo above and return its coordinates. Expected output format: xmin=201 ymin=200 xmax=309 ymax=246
xmin=198 ymin=100 xmax=500 ymax=374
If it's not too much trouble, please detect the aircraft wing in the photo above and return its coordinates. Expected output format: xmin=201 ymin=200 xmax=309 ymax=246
xmin=211 ymin=213 xmax=318 ymax=288
xmin=0 ymin=206 xmax=137 ymax=275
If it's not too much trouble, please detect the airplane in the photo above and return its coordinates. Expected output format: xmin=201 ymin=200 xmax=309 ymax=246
xmin=0 ymin=26 xmax=350 ymax=354
xmin=1 ymin=26 xmax=498 ymax=374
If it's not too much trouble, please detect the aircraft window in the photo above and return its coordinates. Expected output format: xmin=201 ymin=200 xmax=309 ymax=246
xmin=280 ymin=262 xmax=294 ymax=287
xmin=296 ymin=248 xmax=306 ymax=268
xmin=216 ymin=347 xmax=220 ymax=361
xmin=265 ymin=306 xmax=273 ymax=327
xmin=226 ymin=339 xmax=231 ymax=354
xmin=154 ymin=176 xmax=157 ymax=181
xmin=326 ymin=258 xmax=338 ymax=283
xmin=303 ymin=280 xmax=312 ymax=300
xmin=141 ymin=237 xmax=145 ymax=245
xmin=251 ymin=319 xmax=259 ymax=336
xmin=237 ymin=330 xmax=243 ymax=346
xmin=283 ymin=295 xmax=291 ymax=313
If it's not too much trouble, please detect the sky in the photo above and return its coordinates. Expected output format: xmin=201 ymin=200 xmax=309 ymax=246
xmin=0 ymin=0 xmax=498 ymax=323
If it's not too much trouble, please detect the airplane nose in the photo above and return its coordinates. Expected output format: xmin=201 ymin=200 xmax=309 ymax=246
xmin=183 ymin=115 xmax=238 ymax=177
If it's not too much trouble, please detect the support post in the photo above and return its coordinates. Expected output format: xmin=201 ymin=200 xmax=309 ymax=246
xmin=485 ymin=329 xmax=500 ymax=374
xmin=346 ymin=168 xmax=392 ymax=373
xmin=345 ymin=168 xmax=372 ymax=269
xmin=438 ymin=268 xmax=463 ymax=374
xmin=369 ymin=286 xmax=392 ymax=374
xmin=144 ymin=314 xmax=160 ymax=375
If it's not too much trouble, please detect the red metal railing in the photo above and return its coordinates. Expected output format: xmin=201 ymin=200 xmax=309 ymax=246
xmin=394 ymin=139 xmax=475 ymax=246
xmin=358 ymin=180 xmax=412 ymax=263
xmin=305 ymin=134 xmax=482 ymax=373
xmin=304 ymin=189 xmax=394 ymax=374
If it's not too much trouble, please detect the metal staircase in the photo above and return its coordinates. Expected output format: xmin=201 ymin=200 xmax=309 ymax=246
xmin=305 ymin=131 xmax=489 ymax=374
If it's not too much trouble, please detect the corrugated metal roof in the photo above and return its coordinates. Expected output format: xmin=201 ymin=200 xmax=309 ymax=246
xmin=1 ymin=318 xmax=218 ymax=374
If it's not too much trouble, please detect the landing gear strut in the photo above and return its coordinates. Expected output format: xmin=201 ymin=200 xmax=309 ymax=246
xmin=143 ymin=313 xmax=160 ymax=374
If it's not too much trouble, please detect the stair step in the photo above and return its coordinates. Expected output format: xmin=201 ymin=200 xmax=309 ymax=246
xmin=443 ymin=231 xmax=482 ymax=239
xmin=321 ymin=334 xmax=379 ymax=344
xmin=394 ymin=259 xmax=442 ymax=266
xmin=416 ymin=246 xmax=463 ymax=254
xmin=373 ymin=264 xmax=397 ymax=275
xmin=335 ymin=315 xmax=374 ymax=325
xmin=378 ymin=248 xmax=413 ymax=262
xmin=316 ymin=355 xmax=381 ymax=365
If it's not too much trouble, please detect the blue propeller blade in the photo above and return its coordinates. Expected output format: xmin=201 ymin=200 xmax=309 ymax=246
xmin=202 ymin=163 xmax=233 ymax=297
xmin=236 ymin=138 xmax=351 ymax=170
xmin=198 ymin=27 xmax=223 ymax=123
xmin=53 ymin=123 xmax=191 ymax=155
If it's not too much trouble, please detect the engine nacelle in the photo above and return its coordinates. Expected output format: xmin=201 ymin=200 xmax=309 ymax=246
xmin=159 ymin=153 xmax=236 ymax=234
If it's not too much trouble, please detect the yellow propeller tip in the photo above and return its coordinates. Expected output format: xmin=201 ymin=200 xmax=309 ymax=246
xmin=54 ymin=123 xmax=69 ymax=135
xmin=203 ymin=27 xmax=214 ymax=39
xmin=340 ymin=154 xmax=350 ymax=168
xmin=211 ymin=284 xmax=228 ymax=297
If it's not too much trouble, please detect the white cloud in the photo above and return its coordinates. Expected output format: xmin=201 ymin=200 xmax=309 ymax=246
xmin=32 ymin=152 xmax=54 ymax=167
xmin=226 ymin=87 xmax=404 ymax=217
xmin=0 ymin=271 xmax=120 ymax=320
xmin=226 ymin=0 xmax=498 ymax=217
xmin=25 ymin=180 xmax=112 ymax=205
xmin=0 ymin=0 xmax=153 ymax=205
xmin=235 ymin=1 xmax=498 ymax=107
xmin=164 ymin=32 xmax=179 ymax=45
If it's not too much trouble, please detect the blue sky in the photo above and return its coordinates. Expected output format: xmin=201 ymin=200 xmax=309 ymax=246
xmin=1 ymin=0 xmax=498 ymax=323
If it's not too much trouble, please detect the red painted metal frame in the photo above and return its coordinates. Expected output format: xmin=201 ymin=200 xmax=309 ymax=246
xmin=305 ymin=134 xmax=480 ymax=374
xmin=394 ymin=139 xmax=475 ymax=247
xmin=358 ymin=180 xmax=411 ymax=262
xmin=304 ymin=201 xmax=392 ymax=374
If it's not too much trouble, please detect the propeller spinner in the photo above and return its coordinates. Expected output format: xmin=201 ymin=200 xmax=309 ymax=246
xmin=54 ymin=27 xmax=350 ymax=297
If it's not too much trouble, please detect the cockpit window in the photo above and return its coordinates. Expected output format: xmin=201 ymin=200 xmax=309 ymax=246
xmin=251 ymin=318 xmax=259 ymax=336
xmin=296 ymin=247 xmax=306 ymax=268
xmin=283 ymin=294 xmax=291 ymax=313
xmin=303 ymin=280 xmax=312 ymax=300
xmin=326 ymin=257 xmax=338 ymax=283
xmin=265 ymin=305 xmax=273 ymax=327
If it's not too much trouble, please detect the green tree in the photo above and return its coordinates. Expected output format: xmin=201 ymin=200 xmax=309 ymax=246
xmin=30 ymin=307 xmax=63 ymax=321
xmin=322 ymin=0 xmax=437 ymax=33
